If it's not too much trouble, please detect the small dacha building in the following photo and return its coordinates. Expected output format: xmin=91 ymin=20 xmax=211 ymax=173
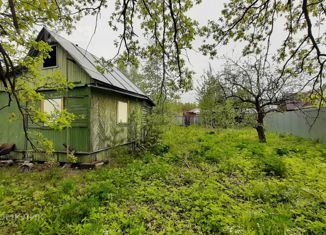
xmin=0 ymin=27 xmax=154 ymax=162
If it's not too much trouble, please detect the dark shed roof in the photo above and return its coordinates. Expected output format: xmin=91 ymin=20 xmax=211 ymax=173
xmin=34 ymin=27 xmax=153 ymax=105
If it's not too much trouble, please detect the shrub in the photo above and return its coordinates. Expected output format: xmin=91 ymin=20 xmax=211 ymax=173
xmin=61 ymin=180 xmax=75 ymax=194
xmin=261 ymin=155 xmax=287 ymax=178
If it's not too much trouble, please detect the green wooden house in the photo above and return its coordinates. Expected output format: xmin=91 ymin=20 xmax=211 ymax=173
xmin=0 ymin=27 xmax=153 ymax=162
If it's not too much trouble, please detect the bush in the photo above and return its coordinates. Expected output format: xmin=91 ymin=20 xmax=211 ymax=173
xmin=261 ymin=155 xmax=287 ymax=178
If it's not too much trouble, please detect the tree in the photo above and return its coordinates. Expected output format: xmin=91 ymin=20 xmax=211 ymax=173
xmin=94 ymin=0 xmax=199 ymax=95
xmin=197 ymin=67 xmax=239 ymax=128
xmin=216 ymin=56 xmax=302 ymax=143
xmin=0 ymin=0 xmax=85 ymax=149
xmin=119 ymin=57 xmax=182 ymax=106
xmin=201 ymin=0 xmax=326 ymax=106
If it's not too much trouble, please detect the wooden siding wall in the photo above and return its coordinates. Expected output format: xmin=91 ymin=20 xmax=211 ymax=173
xmin=0 ymin=92 xmax=25 ymax=149
xmin=35 ymin=45 xmax=92 ymax=152
xmin=67 ymin=59 xmax=90 ymax=84
xmin=0 ymin=44 xmax=90 ymax=90
xmin=40 ymin=44 xmax=90 ymax=84
xmin=90 ymin=89 xmax=143 ymax=152
xmin=0 ymin=44 xmax=92 ymax=153
xmin=28 ymin=87 xmax=91 ymax=152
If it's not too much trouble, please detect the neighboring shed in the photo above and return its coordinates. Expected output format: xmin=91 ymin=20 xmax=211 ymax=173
xmin=0 ymin=27 xmax=154 ymax=162
xmin=281 ymin=93 xmax=313 ymax=111
xmin=183 ymin=108 xmax=201 ymax=126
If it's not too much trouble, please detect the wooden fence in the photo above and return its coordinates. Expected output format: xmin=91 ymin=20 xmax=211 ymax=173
xmin=265 ymin=108 xmax=326 ymax=144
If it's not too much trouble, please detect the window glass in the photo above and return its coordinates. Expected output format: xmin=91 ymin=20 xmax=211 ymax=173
xmin=43 ymin=98 xmax=63 ymax=114
xmin=43 ymin=45 xmax=57 ymax=68
xmin=117 ymin=101 xmax=128 ymax=123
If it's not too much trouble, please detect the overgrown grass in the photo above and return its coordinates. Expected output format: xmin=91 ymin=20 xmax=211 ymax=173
xmin=0 ymin=126 xmax=325 ymax=234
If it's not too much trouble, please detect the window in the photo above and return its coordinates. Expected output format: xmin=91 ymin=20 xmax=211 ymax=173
xmin=42 ymin=98 xmax=63 ymax=115
xmin=117 ymin=101 xmax=128 ymax=123
xmin=43 ymin=45 xmax=57 ymax=68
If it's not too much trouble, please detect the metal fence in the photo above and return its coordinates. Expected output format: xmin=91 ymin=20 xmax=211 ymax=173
xmin=175 ymin=116 xmax=202 ymax=126
xmin=265 ymin=108 xmax=326 ymax=144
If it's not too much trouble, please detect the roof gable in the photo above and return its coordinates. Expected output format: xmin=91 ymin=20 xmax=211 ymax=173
xmin=35 ymin=27 xmax=152 ymax=104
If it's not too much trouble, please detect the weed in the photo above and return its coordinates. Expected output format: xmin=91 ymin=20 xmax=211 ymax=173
xmin=0 ymin=126 xmax=325 ymax=234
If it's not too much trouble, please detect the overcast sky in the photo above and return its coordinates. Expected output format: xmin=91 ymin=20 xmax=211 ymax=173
xmin=56 ymin=0 xmax=323 ymax=105
xmin=60 ymin=0 xmax=228 ymax=103
xmin=61 ymin=0 xmax=289 ymax=103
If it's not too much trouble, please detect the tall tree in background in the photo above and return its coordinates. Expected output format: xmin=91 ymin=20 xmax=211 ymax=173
xmin=96 ymin=0 xmax=198 ymax=98
xmin=197 ymin=67 xmax=238 ymax=128
xmin=120 ymin=58 xmax=181 ymax=105
xmin=201 ymin=0 xmax=326 ymax=106
xmin=216 ymin=56 xmax=302 ymax=143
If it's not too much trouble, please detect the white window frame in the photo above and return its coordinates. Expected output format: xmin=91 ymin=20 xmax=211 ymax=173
xmin=42 ymin=98 xmax=64 ymax=115
xmin=117 ymin=101 xmax=128 ymax=124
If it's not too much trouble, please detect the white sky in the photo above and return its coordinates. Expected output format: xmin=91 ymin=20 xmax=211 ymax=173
xmin=60 ymin=0 xmax=224 ymax=103
xmin=61 ymin=0 xmax=286 ymax=103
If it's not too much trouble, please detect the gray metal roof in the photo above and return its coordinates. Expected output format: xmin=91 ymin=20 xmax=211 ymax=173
xmin=38 ymin=27 xmax=151 ymax=102
xmin=188 ymin=108 xmax=200 ymax=114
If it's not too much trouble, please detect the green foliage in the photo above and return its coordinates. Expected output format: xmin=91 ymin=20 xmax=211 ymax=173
xmin=0 ymin=126 xmax=325 ymax=234
xmin=260 ymin=155 xmax=287 ymax=178
xmin=165 ymin=101 xmax=197 ymax=116
xmin=15 ymin=43 xmax=76 ymax=125
xmin=0 ymin=1 xmax=81 ymax=153
xmin=119 ymin=58 xmax=197 ymax=125
xmin=200 ymin=0 xmax=326 ymax=103
xmin=120 ymin=58 xmax=182 ymax=103
xmin=197 ymin=68 xmax=253 ymax=128
xmin=107 ymin=0 xmax=199 ymax=91
xmin=139 ymin=110 xmax=164 ymax=154
xmin=118 ymin=57 xmax=198 ymax=132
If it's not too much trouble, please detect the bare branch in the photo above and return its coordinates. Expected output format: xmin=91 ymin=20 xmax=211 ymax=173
xmin=8 ymin=0 xmax=19 ymax=33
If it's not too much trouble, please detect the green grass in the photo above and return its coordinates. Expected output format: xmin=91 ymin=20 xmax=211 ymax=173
xmin=0 ymin=126 xmax=325 ymax=234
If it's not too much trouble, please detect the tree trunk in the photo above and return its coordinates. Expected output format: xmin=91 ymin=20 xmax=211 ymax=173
xmin=256 ymin=124 xmax=266 ymax=143
xmin=256 ymin=112 xmax=266 ymax=143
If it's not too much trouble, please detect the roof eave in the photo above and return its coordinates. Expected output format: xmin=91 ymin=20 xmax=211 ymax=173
xmin=88 ymin=83 xmax=155 ymax=106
